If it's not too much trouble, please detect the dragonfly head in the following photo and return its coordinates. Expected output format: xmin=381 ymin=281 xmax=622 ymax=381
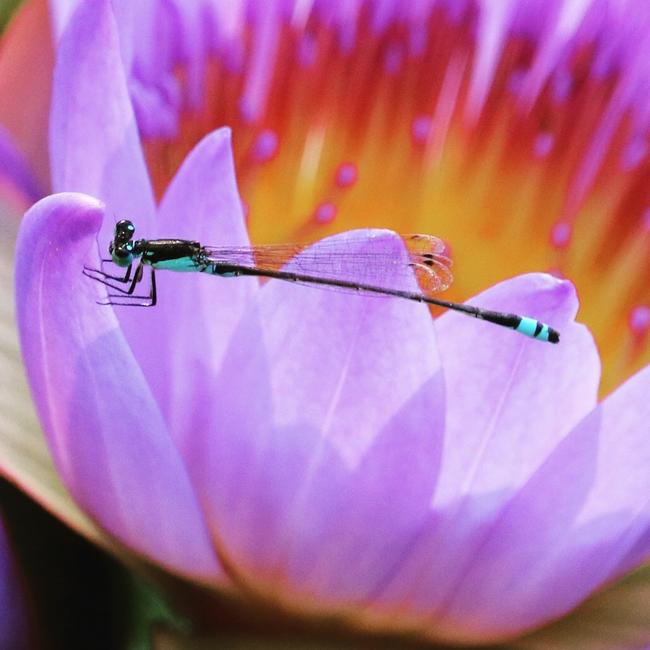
xmin=109 ymin=220 xmax=137 ymax=267
xmin=114 ymin=219 xmax=135 ymax=243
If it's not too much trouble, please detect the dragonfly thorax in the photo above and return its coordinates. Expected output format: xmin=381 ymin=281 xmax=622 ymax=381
xmin=110 ymin=239 xmax=147 ymax=268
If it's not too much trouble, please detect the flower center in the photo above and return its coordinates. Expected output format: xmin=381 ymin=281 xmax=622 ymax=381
xmin=142 ymin=3 xmax=650 ymax=393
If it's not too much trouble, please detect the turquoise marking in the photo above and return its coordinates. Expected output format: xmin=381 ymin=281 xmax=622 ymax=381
xmin=516 ymin=316 xmax=539 ymax=339
xmin=536 ymin=323 xmax=550 ymax=342
xmin=151 ymin=256 xmax=200 ymax=272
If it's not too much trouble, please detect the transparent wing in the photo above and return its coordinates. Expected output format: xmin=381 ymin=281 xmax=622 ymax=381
xmin=204 ymin=234 xmax=453 ymax=296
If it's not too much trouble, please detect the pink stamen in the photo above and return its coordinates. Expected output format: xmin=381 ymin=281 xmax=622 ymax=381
xmin=313 ymin=201 xmax=337 ymax=224
xmin=252 ymin=129 xmax=279 ymax=163
xmin=298 ymin=36 xmax=317 ymax=68
xmin=384 ymin=45 xmax=403 ymax=75
xmin=629 ymin=305 xmax=650 ymax=338
xmin=534 ymin=133 xmax=554 ymax=158
xmin=551 ymin=221 xmax=572 ymax=249
xmin=622 ymin=137 xmax=648 ymax=171
xmin=411 ymin=115 xmax=433 ymax=144
xmin=335 ymin=163 xmax=358 ymax=188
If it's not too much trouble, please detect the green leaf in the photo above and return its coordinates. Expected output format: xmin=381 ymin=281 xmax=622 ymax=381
xmin=0 ymin=0 xmax=24 ymax=32
xmin=127 ymin=574 xmax=190 ymax=650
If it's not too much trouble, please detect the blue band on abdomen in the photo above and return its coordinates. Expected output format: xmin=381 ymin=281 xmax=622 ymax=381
xmin=516 ymin=317 xmax=552 ymax=341
xmin=516 ymin=316 xmax=539 ymax=338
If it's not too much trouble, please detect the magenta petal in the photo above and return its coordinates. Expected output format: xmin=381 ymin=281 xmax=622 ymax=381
xmin=434 ymin=274 xmax=599 ymax=505
xmin=146 ymin=128 xmax=257 ymax=451
xmin=443 ymin=363 xmax=650 ymax=638
xmin=371 ymin=274 xmax=600 ymax=641
xmin=49 ymin=0 xmax=167 ymax=380
xmin=190 ymin=230 xmax=444 ymax=604
xmin=238 ymin=3 xmax=283 ymax=122
xmin=49 ymin=0 xmax=156 ymax=243
xmin=16 ymin=193 xmax=222 ymax=582
xmin=49 ymin=0 xmax=83 ymax=38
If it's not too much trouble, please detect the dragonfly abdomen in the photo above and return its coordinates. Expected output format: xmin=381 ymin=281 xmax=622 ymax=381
xmin=515 ymin=316 xmax=559 ymax=343
xmin=205 ymin=263 xmax=248 ymax=277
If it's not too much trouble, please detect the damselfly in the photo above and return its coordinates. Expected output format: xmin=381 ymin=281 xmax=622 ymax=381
xmin=83 ymin=220 xmax=560 ymax=343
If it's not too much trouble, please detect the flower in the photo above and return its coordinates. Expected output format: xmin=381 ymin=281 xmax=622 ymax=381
xmin=3 ymin=0 xmax=650 ymax=391
xmin=16 ymin=175 xmax=650 ymax=646
xmin=50 ymin=0 xmax=650 ymax=394
xmin=4 ymin=0 xmax=650 ymax=646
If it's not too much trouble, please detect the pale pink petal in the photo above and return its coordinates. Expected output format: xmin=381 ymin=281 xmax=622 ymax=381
xmin=16 ymin=192 xmax=222 ymax=583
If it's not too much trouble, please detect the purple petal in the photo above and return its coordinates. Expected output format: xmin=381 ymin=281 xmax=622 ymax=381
xmin=144 ymin=128 xmax=257 ymax=452
xmin=434 ymin=274 xmax=599 ymax=507
xmin=49 ymin=0 xmax=173 ymax=383
xmin=189 ymin=230 xmax=444 ymax=604
xmin=129 ymin=74 xmax=181 ymax=140
xmin=441 ymin=363 xmax=650 ymax=638
xmin=370 ymin=274 xmax=600 ymax=642
xmin=49 ymin=0 xmax=156 ymax=243
xmin=466 ymin=0 xmax=518 ymax=123
xmin=0 ymin=182 xmax=120 ymax=555
xmin=238 ymin=2 xmax=283 ymax=122
xmin=15 ymin=192 xmax=222 ymax=583
xmin=49 ymin=0 xmax=83 ymax=38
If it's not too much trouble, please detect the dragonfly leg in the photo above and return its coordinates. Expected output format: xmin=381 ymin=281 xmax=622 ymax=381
xmin=99 ymin=266 xmax=156 ymax=307
xmin=94 ymin=264 xmax=144 ymax=303
xmin=83 ymin=267 xmax=137 ymax=295
xmin=100 ymin=258 xmax=133 ymax=283
xmin=83 ymin=262 xmax=132 ymax=284
xmin=149 ymin=269 xmax=157 ymax=306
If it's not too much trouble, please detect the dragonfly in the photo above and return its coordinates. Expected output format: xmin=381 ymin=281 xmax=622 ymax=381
xmin=83 ymin=220 xmax=560 ymax=344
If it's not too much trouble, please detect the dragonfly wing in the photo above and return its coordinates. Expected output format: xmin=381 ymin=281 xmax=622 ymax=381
xmin=204 ymin=233 xmax=453 ymax=297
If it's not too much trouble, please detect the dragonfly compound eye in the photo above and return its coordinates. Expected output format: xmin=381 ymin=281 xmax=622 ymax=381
xmin=115 ymin=219 xmax=135 ymax=242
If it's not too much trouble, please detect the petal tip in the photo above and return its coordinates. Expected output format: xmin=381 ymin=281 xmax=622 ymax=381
xmin=194 ymin=126 xmax=233 ymax=160
xmin=17 ymin=193 xmax=106 ymax=299
xmin=21 ymin=192 xmax=104 ymax=243
xmin=492 ymin=273 xmax=580 ymax=324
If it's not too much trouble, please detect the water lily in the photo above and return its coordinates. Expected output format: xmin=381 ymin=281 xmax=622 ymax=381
xmin=4 ymin=0 xmax=650 ymax=647
xmin=3 ymin=0 xmax=650 ymax=391
xmin=16 ymin=156 xmax=650 ymax=646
